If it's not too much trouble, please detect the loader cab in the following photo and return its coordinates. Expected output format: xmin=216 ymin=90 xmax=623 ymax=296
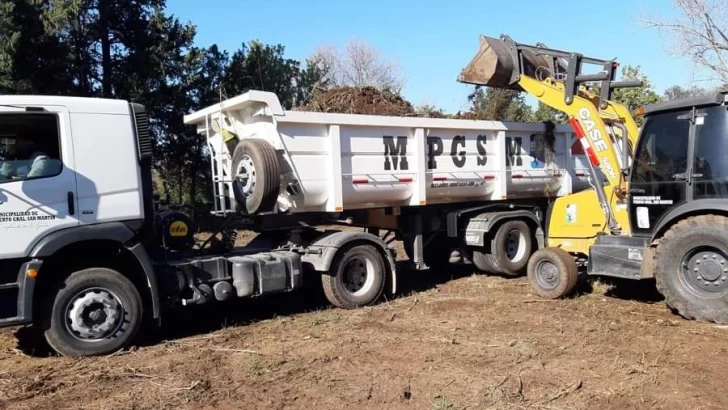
xmin=628 ymin=91 xmax=728 ymax=238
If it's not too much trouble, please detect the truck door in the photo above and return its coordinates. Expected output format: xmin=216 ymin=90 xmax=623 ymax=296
xmin=0 ymin=106 xmax=78 ymax=258
xmin=629 ymin=108 xmax=691 ymax=236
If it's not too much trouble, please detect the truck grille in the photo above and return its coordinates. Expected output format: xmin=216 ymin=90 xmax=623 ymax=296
xmin=130 ymin=103 xmax=152 ymax=161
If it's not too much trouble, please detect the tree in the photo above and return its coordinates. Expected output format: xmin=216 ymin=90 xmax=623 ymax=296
xmin=663 ymin=84 xmax=711 ymax=100
xmin=604 ymin=65 xmax=662 ymax=125
xmin=464 ymin=87 xmax=533 ymax=121
xmin=532 ymin=102 xmax=567 ymax=124
xmin=309 ymin=39 xmax=405 ymax=92
xmin=642 ymin=0 xmax=728 ymax=85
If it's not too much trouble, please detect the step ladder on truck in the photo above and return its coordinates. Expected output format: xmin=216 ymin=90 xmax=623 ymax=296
xmin=459 ymin=33 xmax=728 ymax=323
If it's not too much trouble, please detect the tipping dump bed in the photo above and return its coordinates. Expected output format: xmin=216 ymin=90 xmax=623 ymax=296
xmin=184 ymin=90 xmax=593 ymax=215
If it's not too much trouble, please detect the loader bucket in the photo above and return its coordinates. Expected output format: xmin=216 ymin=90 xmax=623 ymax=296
xmin=458 ymin=35 xmax=554 ymax=89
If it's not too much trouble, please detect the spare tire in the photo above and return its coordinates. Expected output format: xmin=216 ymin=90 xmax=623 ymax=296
xmin=231 ymin=139 xmax=281 ymax=214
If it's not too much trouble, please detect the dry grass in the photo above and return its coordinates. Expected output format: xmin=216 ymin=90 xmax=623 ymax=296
xmin=1 ymin=235 xmax=727 ymax=409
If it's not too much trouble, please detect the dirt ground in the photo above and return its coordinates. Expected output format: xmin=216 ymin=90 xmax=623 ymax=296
xmin=2 ymin=233 xmax=728 ymax=410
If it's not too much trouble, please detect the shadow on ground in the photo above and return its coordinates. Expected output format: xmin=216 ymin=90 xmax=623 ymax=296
xmin=13 ymin=261 xmax=666 ymax=357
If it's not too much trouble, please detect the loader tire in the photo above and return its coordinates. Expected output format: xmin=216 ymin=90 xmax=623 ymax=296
xmin=42 ymin=268 xmax=143 ymax=357
xmin=321 ymin=244 xmax=386 ymax=309
xmin=527 ymin=247 xmax=578 ymax=299
xmin=231 ymin=139 xmax=281 ymax=214
xmin=485 ymin=220 xmax=533 ymax=276
xmin=654 ymin=215 xmax=728 ymax=324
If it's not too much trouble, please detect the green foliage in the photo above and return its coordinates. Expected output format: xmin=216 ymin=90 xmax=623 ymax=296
xmin=592 ymin=65 xmax=662 ymax=125
xmin=532 ymin=101 xmax=567 ymax=124
xmin=466 ymin=87 xmax=533 ymax=121
xmin=0 ymin=0 xmax=324 ymax=208
xmin=663 ymin=85 xmax=710 ymax=100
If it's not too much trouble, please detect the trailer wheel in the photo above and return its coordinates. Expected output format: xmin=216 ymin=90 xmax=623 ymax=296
xmin=485 ymin=220 xmax=533 ymax=276
xmin=654 ymin=215 xmax=728 ymax=323
xmin=527 ymin=247 xmax=578 ymax=299
xmin=321 ymin=244 xmax=386 ymax=309
xmin=42 ymin=268 xmax=143 ymax=357
xmin=231 ymin=139 xmax=281 ymax=214
xmin=472 ymin=251 xmax=499 ymax=273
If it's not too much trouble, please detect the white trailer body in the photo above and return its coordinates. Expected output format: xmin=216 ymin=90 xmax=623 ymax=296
xmin=183 ymin=91 xmax=591 ymax=216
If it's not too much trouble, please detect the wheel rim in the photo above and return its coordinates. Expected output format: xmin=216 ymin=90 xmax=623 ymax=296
xmin=342 ymin=256 xmax=376 ymax=296
xmin=235 ymin=154 xmax=257 ymax=198
xmin=505 ymin=229 xmax=528 ymax=261
xmin=535 ymin=260 xmax=560 ymax=290
xmin=680 ymin=246 xmax=728 ymax=297
xmin=64 ymin=287 xmax=125 ymax=342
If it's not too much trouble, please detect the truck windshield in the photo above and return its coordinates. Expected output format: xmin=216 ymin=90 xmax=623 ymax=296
xmin=631 ymin=109 xmax=691 ymax=184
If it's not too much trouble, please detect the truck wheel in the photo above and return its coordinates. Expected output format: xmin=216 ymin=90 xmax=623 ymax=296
xmin=485 ymin=220 xmax=533 ymax=276
xmin=231 ymin=138 xmax=281 ymax=214
xmin=42 ymin=268 xmax=143 ymax=357
xmin=654 ymin=215 xmax=728 ymax=323
xmin=321 ymin=244 xmax=386 ymax=309
xmin=472 ymin=250 xmax=499 ymax=273
xmin=527 ymin=247 xmax=578 ymax=299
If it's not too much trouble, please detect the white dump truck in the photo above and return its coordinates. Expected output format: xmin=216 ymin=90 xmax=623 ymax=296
xmin=0 ymin=90 xmax=588 ymax=357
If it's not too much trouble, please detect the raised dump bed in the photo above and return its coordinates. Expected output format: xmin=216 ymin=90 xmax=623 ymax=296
xmin=183 ymin=90 xmax=590 ymax=215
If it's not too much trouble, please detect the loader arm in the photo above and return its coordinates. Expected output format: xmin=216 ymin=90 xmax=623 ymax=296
xmin=458 ymin=34 xmax=645 ymax=243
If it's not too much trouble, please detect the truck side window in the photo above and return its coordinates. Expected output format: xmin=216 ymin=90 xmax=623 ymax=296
xmin=632 ymin=110 xmax=690 ymax=183
xmin=0 ymin=113 xmax=63 ymax=183
xmin=693 ymin=106 xmax=728 ymax=198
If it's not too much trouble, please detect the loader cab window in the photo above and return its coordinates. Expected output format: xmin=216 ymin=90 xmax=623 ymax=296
xmin=0 ymin=113 xmax=63 ymax=183
xmin=632 ymin=110 xmax=690 ymax=183
xmin=693 ymin=105 xmax=728 ymax=198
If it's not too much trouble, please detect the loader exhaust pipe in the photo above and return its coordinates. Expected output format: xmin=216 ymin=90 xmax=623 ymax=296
xmin=457 ymin=35 xmax=556 ymax=89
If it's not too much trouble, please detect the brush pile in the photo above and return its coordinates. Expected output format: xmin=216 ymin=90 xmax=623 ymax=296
xmin=300 ymin=86 xmax=415 ymax=116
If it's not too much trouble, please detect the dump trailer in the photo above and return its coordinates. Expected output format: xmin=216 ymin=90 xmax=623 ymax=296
xmin=0 ymin=90 xmax=590 ymax=357
xmin=458 ymin=33 xmax=728 ymax=324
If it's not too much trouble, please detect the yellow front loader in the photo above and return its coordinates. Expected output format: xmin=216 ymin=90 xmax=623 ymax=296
xmin=459 ymin=34 xmax=728 ymax=323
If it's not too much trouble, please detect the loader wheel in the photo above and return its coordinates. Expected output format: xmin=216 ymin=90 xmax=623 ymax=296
xmin=654 ymin=215 xmax=728 ymax=323
xmin=527 ymin=247 xmax=578 ymax=299
xmin=231 ymin=138 xmax=281 ymax=214
xmin=42 ymin=268 xmax=143 ymax=357
xmin=322 ymin=244 xmax=387 ymax=309
xmin=480 ymin=220 xmax=533 ymax=276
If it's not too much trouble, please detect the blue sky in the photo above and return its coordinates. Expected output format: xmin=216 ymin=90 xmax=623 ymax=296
xmin=168 ymin=0 xmax=706 ymax=113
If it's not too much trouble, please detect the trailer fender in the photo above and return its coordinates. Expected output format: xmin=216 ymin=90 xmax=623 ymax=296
xmin=301 ymin=231 xmax=398 ymax=295
xmin=464 ymin=210 xmax=545 ymax=249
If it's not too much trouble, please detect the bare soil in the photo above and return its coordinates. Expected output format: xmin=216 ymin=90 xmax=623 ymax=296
xmin=2 ymin=233 xmax=728 ymax=410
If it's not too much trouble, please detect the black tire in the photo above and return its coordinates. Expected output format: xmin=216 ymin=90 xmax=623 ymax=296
xmin=42 ymin=268 xmax=143 ymax=357
xmin=472 ymin=250 xmax=499 ymax=273
xmin=481 ymin=220 xmax=533 ymax=276
xmin=322 ymin=244 xmax=387 ymax=309
xmin=231 ymin=138 xmax=281 ymax=214
xmin=527 ymin=247 xmax=578 ymax=299
xmin=654 ymin=215 xmax=728 ymax=323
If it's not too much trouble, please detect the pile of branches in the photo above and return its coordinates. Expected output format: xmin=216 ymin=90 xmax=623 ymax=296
xmin=300 ymin=86 xmax=415 ymax=116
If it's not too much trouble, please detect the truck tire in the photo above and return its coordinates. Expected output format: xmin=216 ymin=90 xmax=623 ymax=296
xmin=527 ymin=247 xmax=578 ymax=299
xmin=654 ymin=215 xmax=728 ymax=323
xmin=480 ymin=220 xmax=533 ymax=276
xmin=472 ymin=250 xmax=499 ymax=273
xmin=231 ymin=138 xmax=281 ymax=214
xmin=42 ymin=267 xmax=143 ymax=357
xmin=321 ymin=244 xmax=387 ymax=309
